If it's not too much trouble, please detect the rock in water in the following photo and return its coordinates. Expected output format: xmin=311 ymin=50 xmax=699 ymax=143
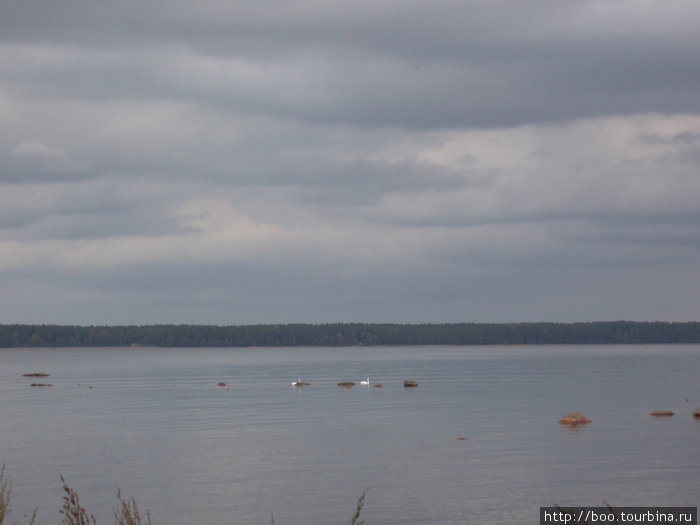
xmin=558 ymin=412 xmax=592 ymax=425
xmin=649 ymin=410 xmax=674 ymax=417
xmin=403 ymin=380 xmax=419 ymax=388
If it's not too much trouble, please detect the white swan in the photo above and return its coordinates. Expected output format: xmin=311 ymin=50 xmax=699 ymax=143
xmin=360 ymin=378 xmax=371 ymax=385
xmin=292 ymin=378 xmax=309 ymax=386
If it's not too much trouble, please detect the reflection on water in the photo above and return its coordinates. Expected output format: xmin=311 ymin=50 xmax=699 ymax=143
xmin=0 ymin=345 xmax=698 ymax=524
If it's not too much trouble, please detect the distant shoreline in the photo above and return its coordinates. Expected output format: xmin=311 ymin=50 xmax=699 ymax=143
xmin=1 ymin=321 xmax=698 ymax=348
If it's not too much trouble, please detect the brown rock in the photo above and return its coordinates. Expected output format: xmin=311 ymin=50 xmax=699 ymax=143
xmin=337 ymin=381 xmax=355 ymax=388
xmin=23 ymin=372 xmax=50 ymax=377
xmin=649 ymin=410 xmax=674 ymax=417
xmin=403 ymin=380 xmax=419 ymax=388
xmin=217 ymin=382 xmax=227 ymax=387
xmin=558 ymin=412 xmax=592 ymax=425
xmin=693 ymin=408 xmax=700 ymax=418
xmin=373 ymin=384 xmax=383 ymax=388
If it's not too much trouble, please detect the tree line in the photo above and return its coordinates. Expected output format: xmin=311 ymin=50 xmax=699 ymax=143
xmin=0 ymin=321 xmax=698 ymax=348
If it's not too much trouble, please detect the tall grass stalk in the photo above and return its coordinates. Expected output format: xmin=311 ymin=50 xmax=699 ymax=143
xmin=349 ymin=488 xmax=368 ymax=525
xmin=1 ymin=464 xmax=37 ymax=525
xmin=0 ymin=464 xmax=9 ymax=525
xmin=112 ymin=488 xmax=151 ymax=525
xmin=60 ymin=476 xmax=96 ymax=525
xmin=2 ymin=465 xmax=369 ymax=524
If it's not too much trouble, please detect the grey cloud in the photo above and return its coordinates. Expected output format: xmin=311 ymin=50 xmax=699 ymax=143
xmin=268 ymin=159 xmax=475 ymax=203
xmin=22 ymin=206 xmax=184 ymax=242
xmin=3 ymin=239 xmax=695 ymax=325
xmin=638 ymin=131 xmax=700 ymax=146
xmin=7 ymin=41 xmax=696 ymax=130
xmin=588 ymin=216 xmax=700 ymax=251
xmin=0 ymin=178 xmax=188 ymax=241
xmin=1 ymin=142 xmax=91 ymax=183
xmin=1 ymin=1 xmax=699 ymax=324
xmin=2 ymin=1 xmax=699 ymax=129
xmin=676 ymin=145 xmax=700 ymax=164
xmin=636 ymin=130 xmax=700 ymax=165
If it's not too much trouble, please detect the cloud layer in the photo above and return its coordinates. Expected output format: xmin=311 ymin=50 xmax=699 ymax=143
xmin=1 ymin=1 xmax=699 ymax=324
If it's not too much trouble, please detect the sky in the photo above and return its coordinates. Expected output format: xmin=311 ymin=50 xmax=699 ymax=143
xmin=1 ymin=0 xmax=699 ymax=325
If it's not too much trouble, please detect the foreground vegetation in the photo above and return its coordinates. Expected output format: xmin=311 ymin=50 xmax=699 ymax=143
xmin=0 ymin=465 xmax=366 ymax=525
xmin=1 ymin=465 xmax=153 ymax=525
xmin=1 ymin=462 xmax=625 ymax=525
xmin=1 ymin=321 xmax=698 ymax=348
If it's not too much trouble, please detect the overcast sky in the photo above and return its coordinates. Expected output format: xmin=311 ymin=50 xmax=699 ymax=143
xmin=1 ymin=0 xmax=699 ymax=325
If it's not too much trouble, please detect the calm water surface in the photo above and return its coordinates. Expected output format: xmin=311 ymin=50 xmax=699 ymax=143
xmin=1 ymin=345 xmax=698 ymax=524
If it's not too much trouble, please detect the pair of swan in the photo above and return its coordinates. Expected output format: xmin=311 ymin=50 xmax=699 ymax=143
xmin=292 ymin=377 xmax=372 ymax=386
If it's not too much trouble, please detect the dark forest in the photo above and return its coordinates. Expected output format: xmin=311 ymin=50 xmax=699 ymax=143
xmin=1 ymin=321 xmax=698 ymax=347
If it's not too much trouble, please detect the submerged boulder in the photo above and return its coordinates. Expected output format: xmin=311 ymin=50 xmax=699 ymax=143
xmin=649 ymin=410 xmax=674 ymax=417
xmin=217 ymin=382 xmax=227 ymax=387
xmin=558 ymin=412 xmax=592 ymax=425
xmin=30 ymin=383 xmax=52 ymax=387
xmin=337 ymin=381 xmax=355 ymax=388
xmin=403 ymin=380 xmax=419 ymax=388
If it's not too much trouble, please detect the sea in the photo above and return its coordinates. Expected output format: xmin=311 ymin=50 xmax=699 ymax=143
xmin=0 ymin=344 xmax=698 ymax=524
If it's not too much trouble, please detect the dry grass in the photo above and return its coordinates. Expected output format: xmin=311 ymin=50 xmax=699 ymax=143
xmin=1 ymin=467 xmax=149 ymax=525
xmin=0 ymin=464 xmax=9 ymax=525
xmin=112 ymin=488 xmax=151 ymax=525
xmin=60 ymin=476 xmax=96 ymax=525
xmin=2 ymin=465 xmax=369 ymax=524
xmin=0 ymin=464 xmax=8 ymax=525
xmin=0 ymin=464 xmax=37 ymax=525
xmin=349 ymin=488 xmax=368 ymax=525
